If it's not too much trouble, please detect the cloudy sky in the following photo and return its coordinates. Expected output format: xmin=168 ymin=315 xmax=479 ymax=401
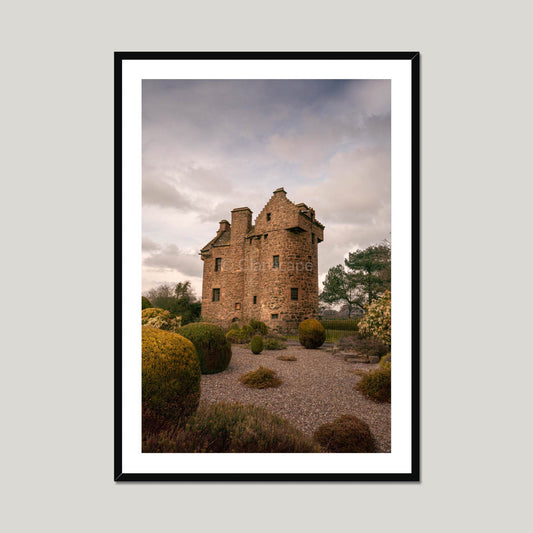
xmin=142 ymin=79 xmax=391 ymax=298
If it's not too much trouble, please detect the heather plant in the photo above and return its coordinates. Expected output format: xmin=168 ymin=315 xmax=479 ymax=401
xmin=356 ymin=367 xmax=391 ymax=403
xmin=336 ymin=335 xmax=388 ymax=358
xmin=313 ymin=415 xmax=376 ymax=453
xmin=142 ymin=402 xmax=320 ymax=453
xmin=141 ymin=307 xmax=181 ymax=332
xmin=239 ymin=366 xmax=281 ymax=389
xmin=298 ymin=318 xmax=326 ymax=349
xmin=276 ymin=354 xmax=297 ymax=361
xmin=251 ymin=335 xmax=264 ymax=354
xmin=142 ymin=326 xmax=201 ymax=434
xmin=359 ymin=291 xmax=391 ymax=345
xmin=179 ymin=322 xmax=232 ymax=374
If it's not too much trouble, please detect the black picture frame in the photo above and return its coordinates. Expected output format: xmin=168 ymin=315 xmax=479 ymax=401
xmin=115 ymin=51 xmax=420 ymax=482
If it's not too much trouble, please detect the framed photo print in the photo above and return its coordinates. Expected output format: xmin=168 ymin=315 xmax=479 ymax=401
xmin=115 ymin=51 xmax=420 ymax=481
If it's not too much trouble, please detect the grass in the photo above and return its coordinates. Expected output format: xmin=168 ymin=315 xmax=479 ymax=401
xmin=239 ymin=366 xmax=282 ymax=389
xmin=287 ymin=328 xmax=356 ymax=343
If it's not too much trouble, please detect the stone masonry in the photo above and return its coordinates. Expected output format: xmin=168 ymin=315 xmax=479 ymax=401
xmin=200 ymin=188 xmax=324 ymax=332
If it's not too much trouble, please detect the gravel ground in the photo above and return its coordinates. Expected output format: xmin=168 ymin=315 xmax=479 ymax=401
xmin=200 ymin=344 xmax=391 ymax=452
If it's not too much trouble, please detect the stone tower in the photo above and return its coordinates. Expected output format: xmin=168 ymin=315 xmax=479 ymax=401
xmin=200 ymin=188 xmax=324 ymax=332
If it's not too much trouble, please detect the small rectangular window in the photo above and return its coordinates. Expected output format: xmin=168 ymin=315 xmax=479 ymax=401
xmin=235 ymin=303 xmax=241 ymax=310
xmin=267 ymin=213 xmax=271 ymax=221
xmin=312 ymin=233 xmax=315 ymax=244
xmin=264 ymin=234 xmax=268 ymax=241
xmin=273 ymin=255 xmax=279 ymax=268
xmin=291 ymin=288 xmax=299 ymax=300
xmin=253 ymin=296 xmax=257 ymax=304
xmin=271 ymin=313 xmax=279 ymax=320
xmin=215 ymin=258 xmax=222 ymax=271
xmin=212 ymin=288 xmax=220 ymax=302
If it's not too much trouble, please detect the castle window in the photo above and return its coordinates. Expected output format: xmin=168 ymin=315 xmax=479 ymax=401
xmin=267 ymin=213 xmax=271 ymax=221
xmin=271 ymin=313 xmax=279 ymax=320
xmin=215 ymin=258 xmax=222 ymax=271
xmin=312 ymin=233 xmax=315 ymax=244
xmin=235 ymin=303 xmax=241 ymax=310
xmin=273 ymin=255 xmax=279 ymax=268
xmin=212 ymin=288 xmax=220 ymax=302
xmin=253 ymin=296 xmax=257 ymax=304
xmin=264 ymin=234 xmax=268 ymax=242
xmin=291 ymin=288 xmax=299 ymax=301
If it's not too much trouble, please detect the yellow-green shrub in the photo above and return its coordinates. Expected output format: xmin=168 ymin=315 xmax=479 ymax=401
xmin=356 ymin=367 xmax=391 ymax=403
xmin=141 ymin=307 xmax=181 ymax=332
xmin=179 ymin=322 xmax=232 ymax=374
xmin=226 ymin=328 xmax=250 ymax=344
xmin=250 ymin=319 xmax=269 ymax=335
xmin=142 ymin=326 xmax=201 ymax=434
xmin=298 ymin=318 xmax=326 ymax=349
xmin=142 ymin=402 xmax=320 ymax=453
xmin=379 ymin=353 xmax=391 ymax=370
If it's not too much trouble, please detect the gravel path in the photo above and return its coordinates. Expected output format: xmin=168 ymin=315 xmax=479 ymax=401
xmin=200 ymin=344 xmax=391 ymax=452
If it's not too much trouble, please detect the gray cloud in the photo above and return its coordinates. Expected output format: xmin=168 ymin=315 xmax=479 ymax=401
xmin=142 ymin=80 xmax=390 ymax=292
xmin=144 ymin=244 xmax=203 ymax=278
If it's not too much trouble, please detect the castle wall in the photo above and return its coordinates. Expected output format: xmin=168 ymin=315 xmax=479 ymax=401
xmin=200 ymin=189 xmax=323 ymax=332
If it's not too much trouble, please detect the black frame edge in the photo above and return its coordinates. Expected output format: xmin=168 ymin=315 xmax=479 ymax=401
xmin=114 ymin=52 xmax=421 ymax=482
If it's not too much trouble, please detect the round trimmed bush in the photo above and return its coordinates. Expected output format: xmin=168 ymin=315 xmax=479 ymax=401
xmin=143 ymin=402 xmax=320 ymax=453
xmin=142 ymin=296 xmax=153 ymax=309
xmin=251 ymin=335 xmax=263 ymax=354
xmin=356 ymin=368 xmax=391 ymax=403
xmin=179 ymin=322 xmax=232 ymax=374
xmin=226 ymin=328 xmax=249 ymax=344
xmin=142 ymin=326 xmax=201 ymax=434
xmin=313 ymin=415 xmax=376 ymax=453
xmin=298 ymin=318 xmax=326 ymax=349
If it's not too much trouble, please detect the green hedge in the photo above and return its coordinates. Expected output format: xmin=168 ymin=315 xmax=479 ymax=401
xmin=179 ymin=322 xmax=232 ymax=374
xmin=319 ymin=318 xmax=360 ymax=331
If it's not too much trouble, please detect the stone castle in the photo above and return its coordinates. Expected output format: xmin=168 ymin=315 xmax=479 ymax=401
xmin=200 ymin=187 xmax=324 ymax=332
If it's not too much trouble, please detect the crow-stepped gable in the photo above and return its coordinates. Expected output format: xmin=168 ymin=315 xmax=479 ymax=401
xmin=200 ymin=188 xmax=324 ymax=332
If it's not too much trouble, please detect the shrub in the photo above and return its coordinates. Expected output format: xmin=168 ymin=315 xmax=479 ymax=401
xmin=277 ymin=354 xmax=297 ymax=361
xmin=250 ymin=319 xmax=269 ymax=335
xmin=239 ymin=366 xmax=281 ymax=389
xmin=379 ymin=353 xmax=391 ymax=370
xmin=359 ymin=291 xmax=391 ymax=345
xmin=142 ymin=296 xmax=153 ymax=309
xmin=356 ymin=368 xmax=391 ymax=403
xmin=142 ymin=326 xmax=201 ymax=434
xmin=229 ymin=322 xmax=240 ymax=330
xmin=141 ymin=307 xmax=181 ymax=332
xmin=226 ymin=328 xmax=250 ymax=344
xmin=242 ymin=324 xmax=254 ymax=337
xmin=313 ymin=415 xmax=376 ymax=453
xmin=142 ymin=402 xmax=319 ymax=453
xmin=263 ymin=334 xmax=287 ymax=350
xmin=298 ymin=318 xmax=326 ymax=349
xmin=336 ymin=336 xmax=389 ymax=358
xmin=178 ymin=322 xmax=232 ymax=374
xmin=251 ymin=335 xmax=264 ymax=354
